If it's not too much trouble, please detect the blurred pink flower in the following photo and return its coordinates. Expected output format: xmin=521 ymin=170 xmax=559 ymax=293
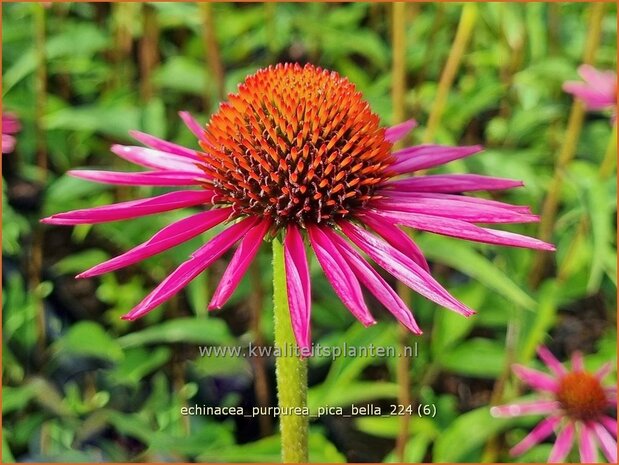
xmin=2 ymin=112 xmax=21 ymax=154
xmin=492 ymin=347 xmax=617 ymax=463
xmin=42 ymin=63 xmax=553 ymax=349
xmin=563 ymin=65 xmax=617 ymax=114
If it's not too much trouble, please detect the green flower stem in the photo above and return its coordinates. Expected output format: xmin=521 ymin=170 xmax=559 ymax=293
xmin=272 ymin=237 xmax=308 ymax=463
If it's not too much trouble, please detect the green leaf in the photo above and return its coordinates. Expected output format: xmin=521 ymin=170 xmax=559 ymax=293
xmin=433 ymin=406 xmax=518 ymax=462
xmin=439 ymin=338 xmax=506 ymax=378
xmin=54 ymin=321 xmax=124 ymax=362
xmin=117 ymin=317 xmax=234 ymax=348
xmin=418 ymin=235 xmax=536 ymax=309
xmin=108 ymin=347 xmax=171 ymax=386
xmin=198 ymin=432 xmax=345 ymax=462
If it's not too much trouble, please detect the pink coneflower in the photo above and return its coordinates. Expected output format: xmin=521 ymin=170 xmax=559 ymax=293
xmin=491 ymin=347 xmax=617 ymax=463
xmin=2 ymin=112 xmax=21 ymax=154
xmin=563 ymin=65 xmax=617 ymax=114
xmin=42 ymin=63 xmax=553 ymax=349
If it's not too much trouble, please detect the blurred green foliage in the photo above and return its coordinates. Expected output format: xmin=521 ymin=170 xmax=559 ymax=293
xmin=2 ymin=2 xmax=617 ymax=463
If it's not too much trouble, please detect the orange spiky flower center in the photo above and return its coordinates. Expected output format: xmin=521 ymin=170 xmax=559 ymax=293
xmin=198 ymin=63 xmax=394 ymax=227
xmin=556 ymin=371 xmax=608 ymax=421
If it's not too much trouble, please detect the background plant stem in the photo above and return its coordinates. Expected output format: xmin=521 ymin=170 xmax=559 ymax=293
xmin=272 ymin=237 xmax=308 ymax=463
xmin=529 ymin=2 xmax=605 ymax=286
xmin=424 ymin=3 xmax=477 ymax=144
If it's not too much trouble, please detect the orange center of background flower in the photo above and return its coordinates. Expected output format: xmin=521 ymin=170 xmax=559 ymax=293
xmin=198 ymin=63 xmax=393 ymax=227
xmin=556 ymin=371 xmax=608 ymax=421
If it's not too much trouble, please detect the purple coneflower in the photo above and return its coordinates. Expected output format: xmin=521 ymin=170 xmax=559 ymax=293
xmin=2 ymin=112 xmax=21 ymax=154
xmin=563 ymin=65 xmax=617 ymax=115
xmin=492 ymin=347 xmax=617 ymax=463
xmin=42 ymin=63 xmax=553 ymax=349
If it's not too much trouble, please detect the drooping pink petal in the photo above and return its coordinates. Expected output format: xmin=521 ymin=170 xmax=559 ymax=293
xmin=122 ymin=217 xmax=258 ymax=320
xmin=371 ymin=209 xmax=555 ymax=251
xmin=537 ymin=346 xmax=567 ymax=377
xmin=605 ymin=387 xmax=617 ymax=405
xmin=373 ymin=196 xmax=538 ymax=224
xmin=340 ymin=221 xmax=475 ymax=317
xmin=578 ymin=423 xmax=598 ymax=463
xmin=601 ymin=416 xmax=617 ymax=436
xmin=385 ymin=119 xmax=417 ymax=144
xmin=512 ymin=364 xmax=560 ymax=393
xmin=77 ymin=207 xmax=233 ymax=279
xmin=208 ymin=219 xmax=271 ymax=310
xmin=592 ymin=422 xmax=617 ymax=463
xmin=307 ymin=225 xmax=376 ymax=327
xmin=111 ymin=145 xmax=203 ymax=172
xmin=510 ymin=416 xmax=561 ymax=456
xmin=390 ymin=144 xmax=483 ymax=174
xmin=548 ymin=422 xmax=575 ymax=463
xmin=362 ymin=211 xmax=430 ymax=272
xmin=327 ymin=229 xmax=421 ymax=334
xmin=129 ymin=129 xmax=202 ymax=160
xmin=41 ymin=190 xmax=215 ymax=225
xmin=69 ymin=169 xmax=205 ymax=186
xmin=384 ymin=174 xmax=524 ymax=193
xmin=282 ymin=225 xmax=312 ymax=349
xmin=571 ymin=351 xmax=585 ymax=372
xmin=380 ymin=190 xmax=531 ymax=214
xmin=490 ymin=400 xmax=562 ymax=417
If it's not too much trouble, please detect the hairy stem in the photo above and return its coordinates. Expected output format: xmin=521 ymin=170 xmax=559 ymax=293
xmin=273 ymin=237 xmax=308 ymax=463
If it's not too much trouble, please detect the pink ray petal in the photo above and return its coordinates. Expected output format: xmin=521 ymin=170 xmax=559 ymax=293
xmin=510 ymin=416 xmax=561 ymax=456
xmin=123 ymin=217 xmax=258 ymax=320
xmin=371 ymin=209 xmax=555 ymax=251
xmin=2 ymin=113 xmax=21 ymax=134
xmin=111 ymin=145 xmax=202 ymax=172
xmin=178 ymin=111 xmax=205 ymax=140
xmin=601 ymin=416 xmax=617 ymax=436
xmin=208 ymin=219 xmax=271 ymax=310
xmin=41 ymin=190 xmax=215 ymax=225
xmin=579 ymin=65 xmax=617 ymax=92
xmin=69 ymin=169 xmax=205 ymax=186
xmin=490 ymin=400 xmax=562 ymax=417
xmin=307 ymin=225 xmax=376 ymax=327
xmin=78 ymin=207 xmax=233 ymax=279
xmin=384 ymin=174 xmax=524 ymax=193
xmin=595 ymin=362 xmax=613 ymax=380
xmin=548 ymin=422 xmax=575 ymax=463
xmin=563 ymin=83 xmax=616 ymax=109
xmin=327 ymin=229 xmax=421 ymax=334
xmin=385 ymin=119 xmax=417 ymax=143
xmin=2 ymin=134 xmax=16 ymax=154
xmin=537 ymin=346 xmax=568 ymax=377
xmin=340 ymin=221 xmax=475 ymax=317
xmin=373 ymin=196 xmax=538 ymax=224
xmin=592 ymin=422 xmax=617 ymax=463
xmin=283 ymin=225 xmax=312 ymax=349
xmin=579 ymin=423 xmax=598 ymax=463
xmin=391 ymin=144 xmax=483 ymax=174
xmin=512 ymin=364 xmax=559 ymax=393
xmin=129 ymin=129 xmax=201 ymax=160
xmin=571 ymin=351 xmax=585 ymax=372
xmin=362 ymin=211 xmax=430 ymax=272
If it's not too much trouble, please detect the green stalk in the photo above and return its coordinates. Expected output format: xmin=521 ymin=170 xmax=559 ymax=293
xmin=273 ymin=237 xmax=308 ymax=463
